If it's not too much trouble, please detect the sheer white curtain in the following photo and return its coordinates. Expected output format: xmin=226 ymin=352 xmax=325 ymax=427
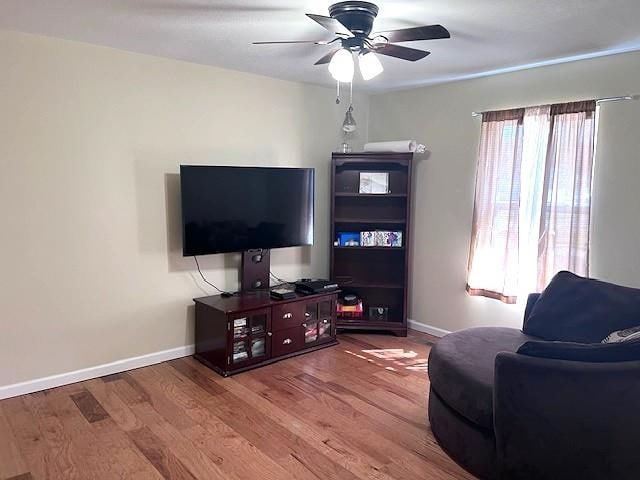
xmin=518 ymin=106 xmax=551 ymax=296
xmin=467 ymin=101 xmax=596 ymax=303
xmin=467 ymin=109 xmax=524 ymax=303
xmin=537 ymin=101 xmax=596 ymax=291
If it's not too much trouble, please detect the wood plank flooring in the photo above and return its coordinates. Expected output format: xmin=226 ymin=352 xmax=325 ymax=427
xmin=0 ymin=332 xmax=475 ymax=480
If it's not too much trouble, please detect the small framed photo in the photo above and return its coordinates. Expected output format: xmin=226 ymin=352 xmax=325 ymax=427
xmin=374 ymin=231 xmax=392 ymax=247
xmin=338 ymin=232 xmax=360 ymax=247
xmin=389 ymin=231 xmax=403 ymax=247
xmin=360 ymin=231 xmax=376 ymax=247
xmin=359 ymin=172 xmax=389 ymax=194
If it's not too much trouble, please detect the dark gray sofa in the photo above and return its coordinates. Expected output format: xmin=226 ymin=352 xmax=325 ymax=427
xmin=428 ymin=272 xmax=640 ymax=480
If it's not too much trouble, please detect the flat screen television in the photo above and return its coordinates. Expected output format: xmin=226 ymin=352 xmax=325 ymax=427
xmin=180 ymin=165 xmax=314 ymax=256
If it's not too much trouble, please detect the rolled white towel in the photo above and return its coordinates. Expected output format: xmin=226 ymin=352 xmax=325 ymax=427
xmin=363 ymin=140 xmax=417 ymax=153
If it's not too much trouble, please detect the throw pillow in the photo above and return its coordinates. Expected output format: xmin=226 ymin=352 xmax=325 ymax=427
xmin=602 ymin=325 xmax=640 ymax=344
xmin=518 ymin=340 xmax=640 ymax=363
xmin=523 ymin=271 xmax=640 ymax=343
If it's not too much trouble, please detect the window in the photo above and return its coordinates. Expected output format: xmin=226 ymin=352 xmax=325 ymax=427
xmin=467 ymin=101 xmax=597 ymax=303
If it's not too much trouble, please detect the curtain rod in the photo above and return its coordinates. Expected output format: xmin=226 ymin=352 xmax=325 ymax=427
xmin=471 ymin=95 xmax=635 ymax=117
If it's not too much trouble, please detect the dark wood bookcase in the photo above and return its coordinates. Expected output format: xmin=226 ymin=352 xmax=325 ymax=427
xmin=330 ymin=152 xmax=413 ymax=336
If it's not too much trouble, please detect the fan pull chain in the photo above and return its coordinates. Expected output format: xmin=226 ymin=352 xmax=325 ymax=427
xmin=336 ymin=80 xmax=341 ymax=104
xmin=349 ymin=80 xmax=353 ymax=107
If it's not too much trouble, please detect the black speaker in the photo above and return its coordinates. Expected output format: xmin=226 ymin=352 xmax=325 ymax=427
xmin=369 ymin=306 xmax=389 ymax=322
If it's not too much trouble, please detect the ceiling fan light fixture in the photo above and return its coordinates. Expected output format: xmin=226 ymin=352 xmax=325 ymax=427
xmin=254 ymin=2 xmax=451 ymax=90
xmin=358 ymin=51 xmax=383 ymax=80
xmin=328 ymin=48 xmax=354 ymax=82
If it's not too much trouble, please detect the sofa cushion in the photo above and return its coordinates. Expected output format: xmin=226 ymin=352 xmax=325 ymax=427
xmin=428 ymin=327 xmax=535 ymax=429
xmin=523 ymin=271 xmax=640 ymax=343
xmin=518 ymin=339 xmax=640 ymax=362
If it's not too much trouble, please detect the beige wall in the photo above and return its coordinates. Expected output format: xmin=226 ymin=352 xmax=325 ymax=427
xmin=369 ymin=51 xmax=640 ymax=332
xmin=0 ymin=29 xmax=369 ymax=386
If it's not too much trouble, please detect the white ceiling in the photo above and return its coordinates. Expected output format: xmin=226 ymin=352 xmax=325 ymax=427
xmin=1 ymin=0 xmax=640 ymax=92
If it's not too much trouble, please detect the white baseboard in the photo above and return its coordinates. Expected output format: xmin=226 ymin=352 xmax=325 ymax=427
xmin=1 ymin=322 xmax=449 ymax=400
xmin=408 ymin=319 xmax=451 ymax=338
xmin=0 ymin=344 xmax=195 ymax=401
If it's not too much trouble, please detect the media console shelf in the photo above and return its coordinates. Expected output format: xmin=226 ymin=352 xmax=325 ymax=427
xmin=193 ymin=290 xmax=338 ymax=376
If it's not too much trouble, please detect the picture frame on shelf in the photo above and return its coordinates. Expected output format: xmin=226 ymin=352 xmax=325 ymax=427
xmin=374 ymin=231 xmax=391 ymax=247
xmin=359 ymin=172 xmax=389 ymax=194
xmin=337 ymin=232 xmax=361 ymax=247
xmin=360 ymin=231 xmax=376 ymax=247
xmin=389 ymin=231 xmax=403 ymax=247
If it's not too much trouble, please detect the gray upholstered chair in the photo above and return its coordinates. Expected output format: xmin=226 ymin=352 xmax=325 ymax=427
xmin=428 ymin=272 xmax=640 ymax=480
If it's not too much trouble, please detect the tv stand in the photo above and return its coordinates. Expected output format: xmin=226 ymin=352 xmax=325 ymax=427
xmin=193 ymin=289 xmax=339 ymax=376
xmin=240 ymin=249 xmax=270 ymax=291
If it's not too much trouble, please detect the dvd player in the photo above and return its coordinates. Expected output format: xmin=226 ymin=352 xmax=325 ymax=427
xmin=295 ymin=279 xmax=339 ymax=295
xmin=270 ymin=286 xmax=297 ymax=300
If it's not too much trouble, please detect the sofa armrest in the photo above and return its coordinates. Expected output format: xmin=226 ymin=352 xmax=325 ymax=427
xmin=494 ymin=352 xmax=640 ymax=480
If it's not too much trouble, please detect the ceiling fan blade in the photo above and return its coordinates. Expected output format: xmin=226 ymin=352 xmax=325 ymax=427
xmin=306 ymin=14 xmax=354 ymax=38
xmin=373 ymin=43 xmax=431 ymax=61
xmin=253 ymin=40 xmax=330 ymax=45
xmin=373 ymin=25 xmax=450 ymax=43
xmin=314 ymin=49 xmax=340 ymax=65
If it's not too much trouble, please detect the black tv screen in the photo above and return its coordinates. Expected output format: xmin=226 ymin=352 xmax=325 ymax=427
xmin=180 ymin=165 xmax=314 ymax=256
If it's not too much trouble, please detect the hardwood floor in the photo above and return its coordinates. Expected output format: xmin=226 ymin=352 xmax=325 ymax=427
xmin=0 ymin=331 xmax=475 ymax=480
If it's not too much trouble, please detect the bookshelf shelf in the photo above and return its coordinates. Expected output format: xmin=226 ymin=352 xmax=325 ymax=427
xmin=335 ymin=192 xmax=408 ymax=198
xmin=334 ymin=218 xmax=406 ymax=224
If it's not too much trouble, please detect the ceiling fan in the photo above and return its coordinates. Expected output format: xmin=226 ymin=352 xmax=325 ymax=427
xmin=253 ymin=1 xmax=450 ymax=81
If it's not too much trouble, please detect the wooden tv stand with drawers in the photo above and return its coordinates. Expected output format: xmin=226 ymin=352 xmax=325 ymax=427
xmin=193 ymin=290 xmax=339 ymax=376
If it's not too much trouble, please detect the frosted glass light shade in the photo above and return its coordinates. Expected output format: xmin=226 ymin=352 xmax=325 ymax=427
xmin=328 ymin=49 xmax=354 ymax=83
xmin=359 ymin=51 xmax=383 ymax=80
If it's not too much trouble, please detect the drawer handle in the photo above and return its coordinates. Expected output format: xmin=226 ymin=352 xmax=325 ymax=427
xmin=304 ymin=312 xmax=311 ymax=317
xmin=283 ymin=313 xmax=292 ymax=319
xmin=283 ymin=338 xmax=292 ymax=345
xmin=267 ymin=332 xmax=272 ymax=337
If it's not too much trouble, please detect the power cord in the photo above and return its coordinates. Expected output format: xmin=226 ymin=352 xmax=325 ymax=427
xmin=270 ymin=271 xmax=294 ymax=287
xmin=194 ymin=256 xmax=234 ymax=296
